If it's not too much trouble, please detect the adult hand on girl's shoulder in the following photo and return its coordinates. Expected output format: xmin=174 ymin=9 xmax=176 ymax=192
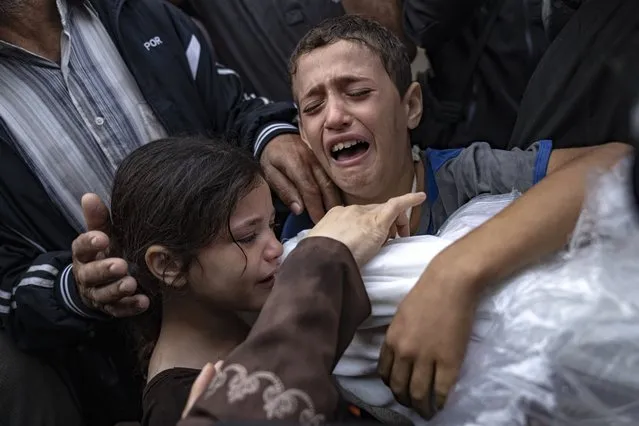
xmin=307 ymin=192 xmax=426 ymax=267
xmin=71 ymin=193 xmax=149 ymax=318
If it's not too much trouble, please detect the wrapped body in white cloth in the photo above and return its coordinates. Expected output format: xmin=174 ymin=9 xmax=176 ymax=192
xmin=281 ymin=158 xmax=639 ymax=425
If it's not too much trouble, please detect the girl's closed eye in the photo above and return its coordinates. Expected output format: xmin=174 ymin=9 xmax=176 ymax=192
xmin=236 ymin=233 xmax=257 ymax=245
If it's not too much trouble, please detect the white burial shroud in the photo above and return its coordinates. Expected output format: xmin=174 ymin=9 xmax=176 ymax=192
xmin=282 ymin=192 xmax=519 ymax=424
xmin=282 ymin=158 xmax=639 ymax=425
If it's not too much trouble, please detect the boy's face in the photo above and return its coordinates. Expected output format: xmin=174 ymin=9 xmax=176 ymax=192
xmin=292 ymin=40 xmax=421 ymax=202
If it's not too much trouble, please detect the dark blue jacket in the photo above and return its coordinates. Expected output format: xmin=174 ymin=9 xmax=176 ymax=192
xmin=0 ymin=0 xmax=298 ymax=423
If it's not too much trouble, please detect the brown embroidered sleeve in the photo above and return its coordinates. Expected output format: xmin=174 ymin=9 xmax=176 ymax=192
xmin=178 ymin=236 xmax=371 ymax=425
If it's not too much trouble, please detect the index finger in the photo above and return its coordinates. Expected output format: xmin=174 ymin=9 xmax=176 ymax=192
xmin=263 ymin=165 xmax=304 ymax=215
xmin=311 ymin=163 xmax=341 ymax=212
xmin=74 ymin=258 xmax=129 ymax=289
xmin=285 ymin=165 xmax=325 ymax=224
xmin=72 ymin=231 xmax=110 ymax=264
xmin=377 ymin=341 xmax=394 ymax=385
xmin=378 ymin=192 xmax=426 ymax=228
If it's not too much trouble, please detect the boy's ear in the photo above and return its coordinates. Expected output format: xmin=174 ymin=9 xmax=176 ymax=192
xmin=403 ymin=82 xmax=423 ymax=130
xmin=145 ymin=246 xmax=186 ymax=288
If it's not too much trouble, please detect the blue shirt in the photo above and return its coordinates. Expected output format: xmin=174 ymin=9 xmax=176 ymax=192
xmin=282 ymin=140 xmax=553 ymax=240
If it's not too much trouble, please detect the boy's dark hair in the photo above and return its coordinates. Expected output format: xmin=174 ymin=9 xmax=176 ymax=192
xmin=110 ymin=137 xmax=263 ymax=372
xmin=289 ymin=15 xmax=412 ymax=98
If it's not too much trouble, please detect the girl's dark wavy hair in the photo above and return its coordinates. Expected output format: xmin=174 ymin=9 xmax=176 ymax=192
xmin=109 ymin=137 xmax=263 ymax=375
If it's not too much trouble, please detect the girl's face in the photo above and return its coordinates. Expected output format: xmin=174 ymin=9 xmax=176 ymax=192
xmin=187 ymin=180 xmax=283 ymax=311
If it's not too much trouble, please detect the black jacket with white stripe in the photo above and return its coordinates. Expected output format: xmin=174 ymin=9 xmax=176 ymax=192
xmin=0 ymin=0 xmax=297 ymax=423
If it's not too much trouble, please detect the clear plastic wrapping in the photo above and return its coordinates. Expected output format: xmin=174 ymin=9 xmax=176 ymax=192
xmin=282 ymin=157 xmax=639 ymax=425
xmin=434 ymin=157 xmax=639 ymax=426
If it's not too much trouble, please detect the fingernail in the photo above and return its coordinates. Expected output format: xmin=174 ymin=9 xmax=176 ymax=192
xmin=291 ymin=202 xmax=302 ymax=215
xmin=91 ymin=237 xmax=99 ymax=246
xmin=119 ymin=281 xmax=129 ymax=292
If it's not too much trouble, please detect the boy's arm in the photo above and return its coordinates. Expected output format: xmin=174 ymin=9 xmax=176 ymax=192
xmin=437 ymin=142 xmax=629 ymax=291
xmin=380 ymin=142 xmax=632 ymax=419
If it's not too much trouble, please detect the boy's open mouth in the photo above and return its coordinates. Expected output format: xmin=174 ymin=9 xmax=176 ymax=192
xmin=330 ymin=140 xmax=370 ymax=162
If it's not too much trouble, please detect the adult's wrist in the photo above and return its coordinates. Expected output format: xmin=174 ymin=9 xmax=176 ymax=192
xmin=421 ymin=246 xmax=489 ymax=298
xmin=59 ymin=264 xmax=109 ymax=320
xmin=253 ymin=122 xmax=299 ymax=158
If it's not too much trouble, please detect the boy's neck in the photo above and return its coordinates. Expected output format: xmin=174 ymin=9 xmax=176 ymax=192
xmin=342 ymin=152 xmax=425 ymax=235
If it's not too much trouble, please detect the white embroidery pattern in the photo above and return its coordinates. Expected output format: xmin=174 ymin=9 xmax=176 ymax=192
xmin=205 ymin=363 xmax=325 ymax=426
